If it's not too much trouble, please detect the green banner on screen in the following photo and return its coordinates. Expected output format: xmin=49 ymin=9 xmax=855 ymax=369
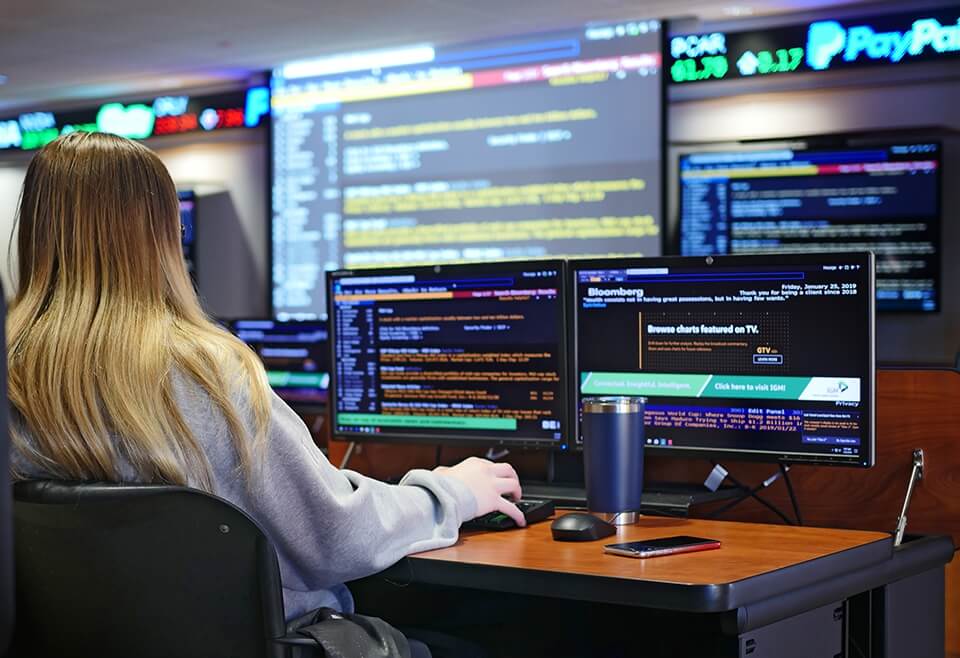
xmin=337 ymin=413 xmax=518 ymax=431
xmin=581 ymin=372 xmax=860 ymax=402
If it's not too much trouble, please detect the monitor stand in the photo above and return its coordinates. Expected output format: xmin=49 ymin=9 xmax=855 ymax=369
xmin=522 ymin=453 xmax=741 ymax=517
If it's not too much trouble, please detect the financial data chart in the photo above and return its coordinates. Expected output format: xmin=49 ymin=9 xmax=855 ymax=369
xmin=679 ymin=143 xmax=940 ymax=312
xmin=273 ymin=20 xmax=664 ymax=319
xmin=328 ymin=262 xmax=568 ymax=445
xmin=573 ymin=254 xmax=874 ymax=466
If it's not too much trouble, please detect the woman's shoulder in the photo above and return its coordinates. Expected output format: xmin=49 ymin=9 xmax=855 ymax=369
xmin=169 ymin=366 xmax=300 ymax=441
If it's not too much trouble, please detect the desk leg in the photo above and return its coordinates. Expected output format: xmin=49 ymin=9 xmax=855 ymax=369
xmin=846 ymin=565 xmax=945 ymax=658
xmin=881 ymin=566 xmax=945 ymax=658
xmin=734 ymin=601 xmax=843 ymax=658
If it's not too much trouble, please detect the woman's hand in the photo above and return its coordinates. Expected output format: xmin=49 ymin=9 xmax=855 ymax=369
xmin=435 ymin=456 xmax=525 ymax=526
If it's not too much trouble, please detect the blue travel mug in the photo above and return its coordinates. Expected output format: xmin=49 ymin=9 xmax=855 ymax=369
xmin=581 ymin=397 xmax=646 ymax=524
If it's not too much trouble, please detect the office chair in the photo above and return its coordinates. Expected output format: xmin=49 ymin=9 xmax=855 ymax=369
xmin=12 ymin=481 xmax=322 ymax=658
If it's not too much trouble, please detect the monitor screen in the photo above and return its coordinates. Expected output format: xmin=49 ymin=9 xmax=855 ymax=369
xmin=678 ymin=142 xmax=940 ymax=312
xmin=178 ymin=190 xmax=197 ymax=280
xmin=231 ymin=319 xmax=330 ymax=408
xmin=572 ymin=253 xmax=875 ymax=466
xmin=272 ymin=19 xmax=665 ymax=320
xmin=328 ymin=261 xmax=569 ymax=446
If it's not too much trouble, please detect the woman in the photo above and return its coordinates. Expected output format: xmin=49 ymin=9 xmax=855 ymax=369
xmin=7 ymin=131 xmax=525 ymax=622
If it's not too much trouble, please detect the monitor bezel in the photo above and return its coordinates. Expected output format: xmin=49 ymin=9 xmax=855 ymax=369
xmin=569 ymin=252 xmax=876 ymax=467
xmin=326 ymin=260 xmax=573 ymax=448
xmin=674 ymin=137 xmax=942 ymax=314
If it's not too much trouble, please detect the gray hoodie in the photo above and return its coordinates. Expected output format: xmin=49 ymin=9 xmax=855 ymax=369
xmin=10 ymin=374 xmax=478 ymax=620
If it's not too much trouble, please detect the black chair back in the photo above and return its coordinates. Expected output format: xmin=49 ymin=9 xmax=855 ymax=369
xmin=0 ymin=287 xmax=12 ymax=655
xmin=12 ymin=481 xmax=288 ymax=658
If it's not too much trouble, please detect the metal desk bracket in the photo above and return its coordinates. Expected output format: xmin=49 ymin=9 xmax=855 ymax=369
xmin=894 ymin=449 xmax=924 ymax=547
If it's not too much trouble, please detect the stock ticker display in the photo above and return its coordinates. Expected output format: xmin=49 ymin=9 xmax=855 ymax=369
xmin=573 ymin=254 xmax=874 ymax=466
xmin=668 ymin=6 xmax=960 ymax=84
xmin=679 ymin=143 xmax=941 ymax=312
xmin=328 ymin=262 xmax=568 ymax=445
xmin=272 ymin=20 xmax=664 ymax=320
xmin=0 ymin=88 xmax=270 ymax=151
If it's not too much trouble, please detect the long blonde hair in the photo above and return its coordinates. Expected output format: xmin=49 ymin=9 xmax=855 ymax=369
xmin=7 ymin=131 xmax=271 ymax=491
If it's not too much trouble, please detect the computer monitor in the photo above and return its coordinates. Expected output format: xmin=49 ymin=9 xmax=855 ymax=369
xmin=271 ymin=18 xmax=665 ymax=320
xmin=677 ymin=141 xmax=940 ymax=312
xmin=327 ymin=260 xmax=569 ymax=447
xmin=572 ymin=253 xmax=875 ymax=467
xmin=230 ymin=319 xmax=330 ymax=411
xmin=178 ymin=190 xmax=197 ymax=280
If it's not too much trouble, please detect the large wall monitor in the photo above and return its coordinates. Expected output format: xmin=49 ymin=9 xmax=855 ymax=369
xmin=328 ymin=261 xmax=569 ymax=446
xmin=572 ymin=253 xmax=875 ymax=466
xmin=273 ymin=20 xmax=665 ymax=320
xmin=678 ymin=141 xmax=940 ymax=312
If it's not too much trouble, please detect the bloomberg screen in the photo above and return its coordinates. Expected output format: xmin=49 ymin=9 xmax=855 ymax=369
xmin=573 ymin=254 xmax=874 ymax=466
xmin=273 ymin=20 xmax=664 ymax=320
xmin=328 ymin=261 xmax=567 ymax=446
xmin=679 ymin=143 xmax=940 ymax=312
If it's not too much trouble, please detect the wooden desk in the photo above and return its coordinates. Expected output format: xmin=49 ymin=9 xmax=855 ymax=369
xmin=367 ymin=518 xmax=952 ymax=658
xmin=410 ymin=516 xmax=890 ymax=612
xmin=335 ymin=369 xmax=959 ymax=654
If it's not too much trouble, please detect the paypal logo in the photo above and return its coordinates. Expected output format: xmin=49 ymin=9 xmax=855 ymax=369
xmin=807 ymin=21 xmax=846 ymax=70
xmin=807 ymin=17 xmax=960 ymax=70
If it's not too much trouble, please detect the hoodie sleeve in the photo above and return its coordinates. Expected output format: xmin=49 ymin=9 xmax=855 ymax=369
xmin=196 ymin=386 xmax=478 ymax=592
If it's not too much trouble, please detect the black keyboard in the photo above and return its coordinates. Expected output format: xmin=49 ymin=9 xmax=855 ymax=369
xmin=462 ymin=498 xmax=556 ymax=531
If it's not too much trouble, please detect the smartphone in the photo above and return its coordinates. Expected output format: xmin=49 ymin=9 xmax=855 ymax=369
xmin=603 ymin=536 xmax=721 ymax=558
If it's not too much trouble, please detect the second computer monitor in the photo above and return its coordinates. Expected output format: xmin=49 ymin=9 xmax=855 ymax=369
xmin=327 ymin=261 xmax=569 ymax=446
xmin=572 ymin=253 xmax=875 ymax=467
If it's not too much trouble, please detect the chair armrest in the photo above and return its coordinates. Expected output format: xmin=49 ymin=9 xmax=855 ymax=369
xmin=272 ymin=634 xmax=326 ymax=658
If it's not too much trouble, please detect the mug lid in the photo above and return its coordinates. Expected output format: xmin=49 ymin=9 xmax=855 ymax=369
xmin=581 ymin=396 xmax=646 ymax=414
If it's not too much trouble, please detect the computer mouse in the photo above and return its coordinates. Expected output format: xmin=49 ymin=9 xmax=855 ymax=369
xmin=550 ymin=512 xmax=617 ymax=542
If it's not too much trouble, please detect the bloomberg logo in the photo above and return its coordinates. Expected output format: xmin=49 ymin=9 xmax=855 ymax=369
xmin=807 ymin=17 xmax=960 ymax=70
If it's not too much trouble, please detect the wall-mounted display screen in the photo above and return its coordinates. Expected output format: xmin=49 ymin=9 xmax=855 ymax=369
xmin=272 ymin=20 xmax=665 ymax=320
xmin=678 ymin=142 xmax=941 ymax=312
xmin=0 ymin=87 xmax=270 ymax=151
xmin=668 ymin=6 xmax=960 ymax=84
